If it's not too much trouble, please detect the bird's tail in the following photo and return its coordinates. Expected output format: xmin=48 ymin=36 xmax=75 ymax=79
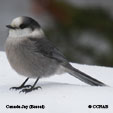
xmin=64 ymin=64 xmax=107 ymax=86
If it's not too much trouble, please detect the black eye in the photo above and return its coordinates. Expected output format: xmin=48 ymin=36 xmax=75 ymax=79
xmin=20 ymin=24 xmax=27 ymax=29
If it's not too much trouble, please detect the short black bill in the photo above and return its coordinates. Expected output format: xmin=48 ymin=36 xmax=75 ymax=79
xmin=6 ymin=25 xmax=16 ymax=29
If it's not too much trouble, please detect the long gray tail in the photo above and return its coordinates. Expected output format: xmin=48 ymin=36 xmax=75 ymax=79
xmin=64 ymin=64 xmax=107 ymax=86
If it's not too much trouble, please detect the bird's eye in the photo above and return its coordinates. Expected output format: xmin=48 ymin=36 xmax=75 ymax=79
xmin=20 ymin=24 xmax=27 ymax=29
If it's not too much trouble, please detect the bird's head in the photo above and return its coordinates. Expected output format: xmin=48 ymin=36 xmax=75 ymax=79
xmin=6 ymin=16 xmax=44 ymax=38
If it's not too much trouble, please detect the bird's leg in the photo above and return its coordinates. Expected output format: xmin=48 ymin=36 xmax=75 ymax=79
xmin=10 ymin=78 xmax=31 ymax=90
xmin=20 ymin=77 xmax=41 ymax=93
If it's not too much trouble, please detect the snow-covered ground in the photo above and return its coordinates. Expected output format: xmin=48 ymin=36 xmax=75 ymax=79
xmin=0 ymin=51 xmax=113 ymax=113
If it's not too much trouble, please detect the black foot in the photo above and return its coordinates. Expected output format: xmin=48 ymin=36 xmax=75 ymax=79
xmin=19 ymin=86 xmax=42 ymax=93
xmin=10 ymin=85 xmax=32 ymax=90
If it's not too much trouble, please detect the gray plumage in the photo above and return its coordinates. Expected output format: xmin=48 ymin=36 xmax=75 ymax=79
xmin=5 ymin=16 xmax=106 ymax=93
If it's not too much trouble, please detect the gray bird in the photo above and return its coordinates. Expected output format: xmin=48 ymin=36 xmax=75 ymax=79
xmin=5 ymin=16 xmax=106 ymax=93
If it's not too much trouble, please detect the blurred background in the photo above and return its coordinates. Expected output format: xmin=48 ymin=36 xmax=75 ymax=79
xmin=0 ymin=0 xmax=113 ymax=66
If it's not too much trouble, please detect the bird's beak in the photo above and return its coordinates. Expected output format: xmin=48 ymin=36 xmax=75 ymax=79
xmin=6 ymin=25 xmax=15 ymax=29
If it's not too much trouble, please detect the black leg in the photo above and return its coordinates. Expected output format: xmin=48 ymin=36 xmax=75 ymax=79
xmin=10 ymin=78 xmax=31 ymax=90
xmin=20 ymin=77 xmax=41 ymax=93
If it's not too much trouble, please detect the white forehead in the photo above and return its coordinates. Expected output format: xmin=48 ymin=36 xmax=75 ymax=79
xmin=11 ymin=17 xmax=23 ymax=27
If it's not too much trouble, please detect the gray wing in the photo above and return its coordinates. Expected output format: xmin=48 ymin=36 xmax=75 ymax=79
xmin=26 ymin=37 xmax=106 ymax=86
xmin=28 ymin=38 xmax=68 ymax=63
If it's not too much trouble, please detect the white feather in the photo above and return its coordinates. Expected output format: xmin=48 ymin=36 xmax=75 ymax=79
xmin=11 ymin=17 xmax=23 ymax=28
xmin=9 ymin=28 xmax=44 ymax=39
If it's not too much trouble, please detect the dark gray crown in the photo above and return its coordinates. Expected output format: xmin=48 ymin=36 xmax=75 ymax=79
xmin=20 ymin=16 xmax=41 ymax=30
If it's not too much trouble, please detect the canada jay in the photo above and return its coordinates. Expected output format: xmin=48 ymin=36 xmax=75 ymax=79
xmin=5 ymin=16 xmax=106 ymax=93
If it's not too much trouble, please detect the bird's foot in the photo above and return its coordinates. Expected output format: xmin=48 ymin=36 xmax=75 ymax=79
xmin=10 ymin=85 xmax=32 ymax=90
xmin=19 ymin=86 xmax=42 ymax=93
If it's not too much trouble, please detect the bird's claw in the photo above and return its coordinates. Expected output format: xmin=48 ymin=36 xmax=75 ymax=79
xmin=10 ymin=85 xmax=32 ymax=90
xmin=19 ymin=86 xmax=42 ymax=93
xmin=10 ymin=87 xmax=20 ymax=90
xmin=22 ymin=85 xmax=32 ymax=88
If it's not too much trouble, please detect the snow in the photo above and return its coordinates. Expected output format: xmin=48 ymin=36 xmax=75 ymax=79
xmin=0 ymin=51 xmax=113 ymax=113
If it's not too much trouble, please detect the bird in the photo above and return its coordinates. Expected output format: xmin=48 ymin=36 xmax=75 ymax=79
xmin=5 ymin=16 xmax=106 ymax=93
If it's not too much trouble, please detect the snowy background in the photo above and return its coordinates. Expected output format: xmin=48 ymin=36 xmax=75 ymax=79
xmin=0 ymin=51 xmax=113 ymax=113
